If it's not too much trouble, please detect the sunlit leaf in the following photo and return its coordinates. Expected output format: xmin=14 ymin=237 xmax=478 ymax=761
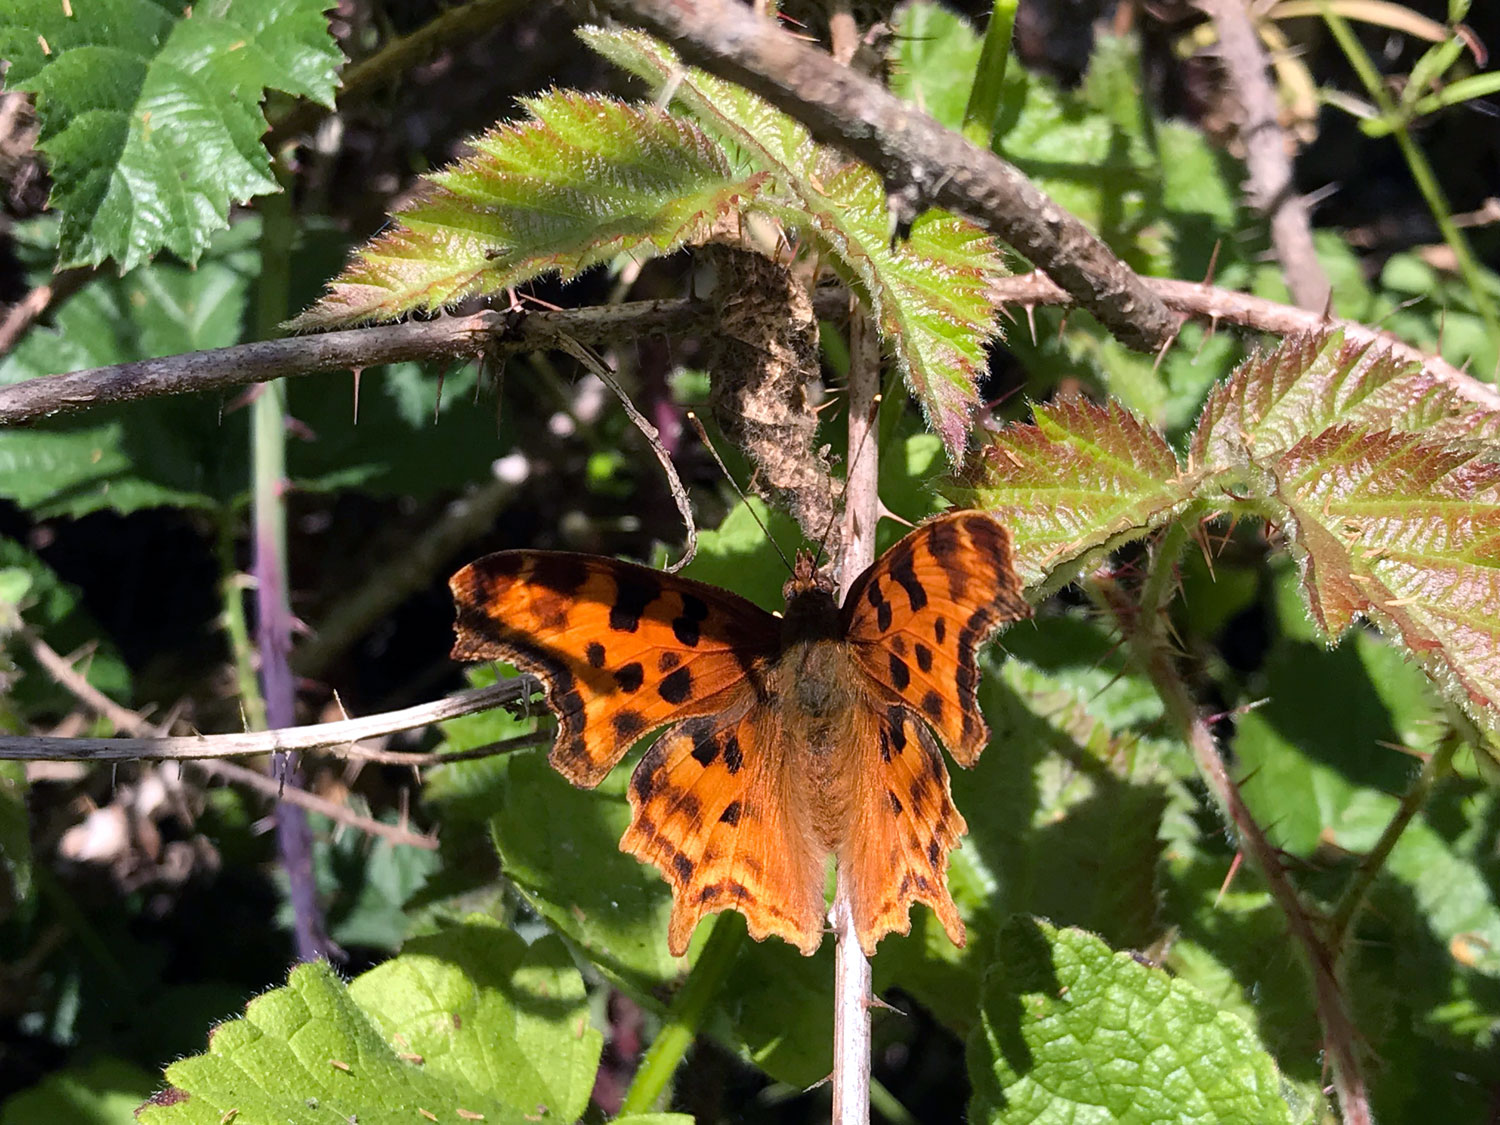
xmin=0 ymin=0 xmax=340 ymax=270
xmin=969 ymin=919 xmax=1296 ymax=1124
xmin=291 ymin=91 xmax=767 ymax=329
xmin=953 ymin=395 xmax=1191 ymax=588
xmin=138 ymin=923 xmax=599 ymax=1125
xmin=581 ymin=26 xmax=1005 ymax=455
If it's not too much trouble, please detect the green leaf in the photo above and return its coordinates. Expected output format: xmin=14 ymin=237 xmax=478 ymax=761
xmin=348 ymin=921 xmax=601 ymax=1122
xmin=139 ymin=922 xmax=601 ymax=1125
xmin=1189 ymin=332 xmax=1500 ymax=735
xmin=951 ymin=395 xmax=1191 ymax=589
xmin=0 ymin=1058 xmax=156 ymax=1125
xmin=279 ymin=827 xmax=441 ymax=953
xmin=968 ymin=918 xmax=1296 ymax=1124
xmin=0 ymin=221 xmax=257 ymax=517
xmin=291 ymin=91 xmax=766 ymax=329
xmin=581 ymin=26 xmax=1005 ymax=456
xmin=0 ymin=0 xmax=340 ymax=270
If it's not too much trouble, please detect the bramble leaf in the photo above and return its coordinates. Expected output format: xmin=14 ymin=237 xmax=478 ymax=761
xmin=0 ymin=0 xmax=340 ymax=270
xmin=138 ymin=921 xmax=600 ymax=1125
xmin=951 ymin=395 xmax=1191 ymax=588
xmin=1192 ymin=332 xmax=1500 ymax=734
xmin=968 ymin=918 xmax=1296 ymax=1124
xmin=580 ymin=26 xmax=1005 ymax=456
xmin=290 ymin=91 xmax=767 ymax=329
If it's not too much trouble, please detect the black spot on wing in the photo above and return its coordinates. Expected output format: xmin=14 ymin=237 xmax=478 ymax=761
xmin=722 ymin=732 xmax=744 ymax=775
xmin=927 ymin=839 xmax=942 ymax=865
xmin=914 ymin=642 xmax=933 ymax=673
xmin=719 ymin=801 xmax=741 ymax=825
xmin=613 ymin=662 xmax=644 ymax=692
xmin=586 ymin=642 xmax=606 ymax=669
xmin=926 ymin=517 xmax=970 ymax=602
xmin=908 ymin=780 xmax=926 ymax=815
xmin=886 ymin=707 xmax=907 ymax=755
xmin=632 ymin=744 xmax=665 ymax=801
xmin=673 ymin=853 xmax=695 ymax=881
xmin=921 ymin=690 xmax=944 ymax=722
xmin=886 ymin=790 xmax=904 ymax=815
xmin=481 ymin=553 xmax=525 ymax=579
xmin=866 ymin=581 xmax=893 ymax=633
xmin=658 ymin=666 xmax=694 ymax=705
xmin=889 ymin=653 xmax=911 ymax=691
xmin=658 ymin=651 xmax=681 ymax=673
xmin=933 ymin=616 xmax=947 ymax=644
xmin=688 ymin=721 xmax=718 ymax=766
xmin=671 ymin=593 xmax=709 ymax=647
xmin=609 ymin=572 xmax=661 ymax=633
xmin=886 ymin=542 xmax=928 ymax=612
xmin=613 ymin=709 xmax=646 ymax=740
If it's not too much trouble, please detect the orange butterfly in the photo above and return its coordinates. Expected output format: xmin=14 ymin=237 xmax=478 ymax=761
xmin=449 ymin=510 xmax=1029 ymax=957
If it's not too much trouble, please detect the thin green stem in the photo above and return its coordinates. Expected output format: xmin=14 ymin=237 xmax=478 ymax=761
xmin=217 ymin=509 xmax=266 ymax=731
xmin=1321 ymin=6 xmax=1500 ymax=361
xmin=1328 ymin=734 xmax=1459 ymax=949
xmin=620 ymin=916 xmax=746 ymax=1113
xmin=965 ymin=0 xmax=1018 ymax=143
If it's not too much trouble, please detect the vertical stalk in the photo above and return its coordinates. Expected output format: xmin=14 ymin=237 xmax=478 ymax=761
xmin=253 ymin=160 xmax=330 ymax=963
xmin=832 ymin=306 xmax=881 ymax=1125
xmin=964 ymin=0 xmax=1019 ymax=144
xmin=619 ymin=916 xmax=746 ymax=1113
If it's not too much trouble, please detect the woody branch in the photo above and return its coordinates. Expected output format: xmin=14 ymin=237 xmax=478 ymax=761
xmin=3 ymin=278 xmax=1494 ymax=427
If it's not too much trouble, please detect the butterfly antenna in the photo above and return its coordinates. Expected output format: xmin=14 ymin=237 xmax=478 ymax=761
xmin=687 ymin=411 xmax=794 ymax=574
xmin=812 ymin=391 xmax=882 ymax=572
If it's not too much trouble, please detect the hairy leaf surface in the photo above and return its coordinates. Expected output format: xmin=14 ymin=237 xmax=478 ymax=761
xmin=953 ymin=395 xmax=1191 ymax=587
xmin=291 ymin=92 xmax=766 ymax=329
xmin=580 ymin=26 xmax=1005 ymax=455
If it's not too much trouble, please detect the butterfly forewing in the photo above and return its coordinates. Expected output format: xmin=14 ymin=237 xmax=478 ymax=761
xmin=450 ymin=552 xmax=779 ymax=785
xmin=621 ymin=703 xmax=826 ymax=956
xmin=841 ymin=511 xmax=1030 ymax=766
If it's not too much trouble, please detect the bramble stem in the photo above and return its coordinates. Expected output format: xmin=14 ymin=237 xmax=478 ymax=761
xmin=831 ymin=304 xmax=881 ymax=1125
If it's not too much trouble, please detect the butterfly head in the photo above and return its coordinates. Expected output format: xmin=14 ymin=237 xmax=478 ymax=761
xmin=782 ymin=548 xmax=835 ymax=603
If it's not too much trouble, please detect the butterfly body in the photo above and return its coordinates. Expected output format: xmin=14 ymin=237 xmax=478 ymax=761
xmin=450 ymin=510 xmax=1028 ymax=957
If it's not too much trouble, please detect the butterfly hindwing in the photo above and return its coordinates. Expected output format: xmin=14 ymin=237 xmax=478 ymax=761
xmin=450 ymin=552 xmax=779 ymax=786
xmin=841 ymin=704 xmax=967 ymax=955
xmin=621 ymin=703 xmax=826 ymax=956
xmin=842 ymin=511 xmax=1029 ymax=766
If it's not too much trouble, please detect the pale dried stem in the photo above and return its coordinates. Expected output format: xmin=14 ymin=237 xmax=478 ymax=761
xmin=0 ymin=299 xmax=721 ymax=425
xmin=1198 ymin=0 xmax=1329 ymax=310
xmin=22 ymin=629 xmax=441 ymax=850
xmin=989 ymin=271 xmax=1500 ymax=410
xmin=831 ymin=304 xmax=881 ymax=1125
xmin=0 ymin=677 xmax=536 ymax=763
